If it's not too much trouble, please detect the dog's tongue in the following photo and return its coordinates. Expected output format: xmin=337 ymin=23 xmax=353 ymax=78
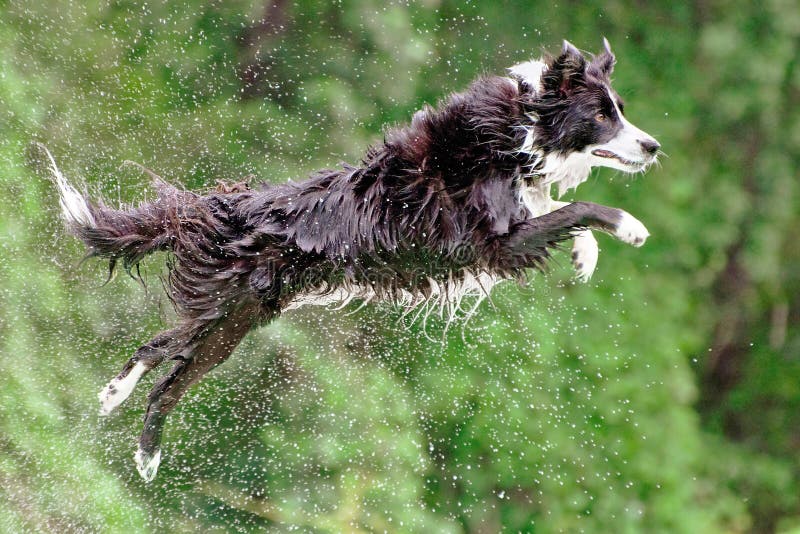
xmin=592 ymin=149 xmax=616 ymax=158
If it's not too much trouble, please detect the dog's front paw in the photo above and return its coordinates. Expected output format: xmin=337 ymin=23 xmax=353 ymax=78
xmin=613 ymin=211 xmax=649 ymax=247
xmin=572 ymin=230 xmax=599 ymax=282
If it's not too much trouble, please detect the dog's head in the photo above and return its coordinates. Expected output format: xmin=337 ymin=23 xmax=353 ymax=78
xmin=511 ymin=39 xmax=660 ymax=181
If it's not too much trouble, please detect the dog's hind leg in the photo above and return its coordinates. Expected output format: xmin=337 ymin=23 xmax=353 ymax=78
xmin=98 ymin=329 xmax=177 ymax=416
xmin=135 ymin=306 xmax=259 ymax=481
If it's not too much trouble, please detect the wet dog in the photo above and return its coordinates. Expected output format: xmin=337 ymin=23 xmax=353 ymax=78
xmin=46 ymin=39 xmax=659 ymax=480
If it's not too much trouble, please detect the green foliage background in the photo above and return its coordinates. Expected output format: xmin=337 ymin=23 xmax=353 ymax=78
xmin=1 ymin=1 xmax=799 ymax=532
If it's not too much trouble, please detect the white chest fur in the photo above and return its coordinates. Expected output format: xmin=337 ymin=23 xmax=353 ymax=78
xmin=519 ymin=182 xmax=553 ymax=217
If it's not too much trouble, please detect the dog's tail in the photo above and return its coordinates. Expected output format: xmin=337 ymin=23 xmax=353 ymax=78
xmin=40 ymin=145 xmax=193 ymax=276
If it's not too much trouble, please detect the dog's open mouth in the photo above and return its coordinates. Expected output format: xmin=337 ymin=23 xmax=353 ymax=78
xmin=592 ymin=149 xmax=646 ymax=169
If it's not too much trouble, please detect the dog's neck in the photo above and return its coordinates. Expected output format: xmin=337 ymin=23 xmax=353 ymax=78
xmin=509 ymin=59 xmax=593 ymax=214
xmin=533 ymin=150 xmax=593 ymax=196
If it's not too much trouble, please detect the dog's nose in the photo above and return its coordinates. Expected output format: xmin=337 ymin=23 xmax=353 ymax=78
xmin=639 ymin=139 xmax=660 ymax=155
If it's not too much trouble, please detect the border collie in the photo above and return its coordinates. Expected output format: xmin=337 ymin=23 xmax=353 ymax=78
xmin=45 ymin=39 xmax=659 ymax=481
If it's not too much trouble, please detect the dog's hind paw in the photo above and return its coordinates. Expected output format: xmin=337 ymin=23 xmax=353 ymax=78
xmin=98 ymin=362 xmax=147 ymax=416
xmin=572 ymin=230 xmax=599 ymax=282
xmin=613 ymin=211 xmax=649 ymax=247
xmin=134 ymin=446 xmax=161 ymax=482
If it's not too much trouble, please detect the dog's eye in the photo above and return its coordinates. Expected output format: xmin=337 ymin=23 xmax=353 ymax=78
xmin=595 ymin=113 xmax=606 ymax=122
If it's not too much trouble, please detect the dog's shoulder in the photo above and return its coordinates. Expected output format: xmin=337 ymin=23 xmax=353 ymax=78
xmin=382 ymin=74 xmax=526 ymax=183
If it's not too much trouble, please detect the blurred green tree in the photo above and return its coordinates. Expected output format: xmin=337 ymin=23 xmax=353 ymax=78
xmin=1 ymin=1 xmax=798 ymax=532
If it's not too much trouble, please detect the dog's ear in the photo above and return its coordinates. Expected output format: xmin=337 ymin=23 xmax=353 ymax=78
xmin=589 ymin=37 xmax=616 ymax=78
xmin=543 ymin=40 xmax=587 ymax=97
xmin=562 ymin=39 xmax=581 ymax=57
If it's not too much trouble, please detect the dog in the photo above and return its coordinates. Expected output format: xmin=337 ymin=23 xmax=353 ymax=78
xmin=45 ymin=39 xmax=659 ymax=481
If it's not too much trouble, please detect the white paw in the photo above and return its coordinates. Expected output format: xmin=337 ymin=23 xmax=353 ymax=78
xmin=98 ymin=362 xmax=147 ymax=416
xmin=134 ymin=446 xmax=161 ymax=482
xmin=614 ymin=212 xmax=649 ymax=247
xmin=571 ymin=230 xmax=599 ymax=282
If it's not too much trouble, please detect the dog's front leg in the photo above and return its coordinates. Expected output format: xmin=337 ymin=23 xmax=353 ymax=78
xmin=553 ymin=202 xmax=650 ymax=247
xmin=550 ymin=201 xmax=599 ymax=282
xmin=550 ymin=200 xmax=649 ymax=280
xmin=571 ymin=229 xmax=599 ymax=282
xmin=497 ymin=201 xmax=648 ymax=271
xmin=553 ymin=201 xmax=649 ymax=247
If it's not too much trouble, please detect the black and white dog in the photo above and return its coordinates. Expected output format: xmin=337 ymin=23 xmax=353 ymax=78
xmin=46 ymin=39 xmax=659 ymax=481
